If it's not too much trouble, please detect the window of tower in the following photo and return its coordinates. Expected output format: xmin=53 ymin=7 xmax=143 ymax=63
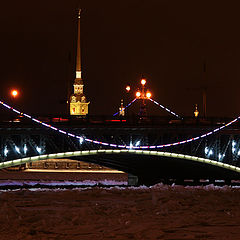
xmin=81 ymin=96 xmax=86 ymax=102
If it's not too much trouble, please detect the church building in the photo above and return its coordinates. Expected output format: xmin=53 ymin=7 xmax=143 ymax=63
xmin=70 ymin=9 xmax=90 ymax=116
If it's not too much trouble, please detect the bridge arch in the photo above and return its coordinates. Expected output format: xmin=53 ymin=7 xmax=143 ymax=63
xmin=1 ymin=150 xmax=240 ymax=185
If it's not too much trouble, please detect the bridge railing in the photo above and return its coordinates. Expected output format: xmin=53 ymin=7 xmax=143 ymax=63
xmin=0 ymin=114 xmax=237 ymax=128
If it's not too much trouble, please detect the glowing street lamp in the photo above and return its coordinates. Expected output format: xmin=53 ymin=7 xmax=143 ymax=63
xmin=136 ymin=90 xmax=141 ymax=98
xmin=146 ymin=91 xmax=152 ymax=99
xmin=141 ymin=78 xmax=146 ymax=86
xmin=126 ymin=85 xmax=131 ymax=92
xmin=11 ymin=89 xmax=19 ymax=98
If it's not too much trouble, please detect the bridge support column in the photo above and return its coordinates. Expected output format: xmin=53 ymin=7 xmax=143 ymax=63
xmin=128 ymin=174 xmax=138 ymax=186
xmin=224 ymin=179 xmax=231 ymax=185
xmin=193 ymin=179 xmax=200 ymax=185
xmin=209 ymin=178 xmax=215 ymax=184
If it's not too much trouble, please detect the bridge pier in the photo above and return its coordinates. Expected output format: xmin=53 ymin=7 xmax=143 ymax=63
xmin=193 ymin=179 xmax=200 ymax=185
xmin=128 ymin=174 xmax=138 ymax=186
xmin=209 ymin=178 xmax=215 ymax=184
xmin=224 ymin=179 xmax=232 ymax=185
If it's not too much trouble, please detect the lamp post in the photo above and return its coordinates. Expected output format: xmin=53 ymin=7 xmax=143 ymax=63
xmin=135 ymin=77 xmax=152 ymax=119
xmin=122 ymin=77 xmax=152 ymax=119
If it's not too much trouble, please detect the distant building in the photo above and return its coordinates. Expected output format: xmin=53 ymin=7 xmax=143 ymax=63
xmin=70 ymin=9 xmax=90 ymax=116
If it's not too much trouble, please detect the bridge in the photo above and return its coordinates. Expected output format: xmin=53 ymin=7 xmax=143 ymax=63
xmin=1 ymin=149 xmax=240 ymax=185
xmin=1 ymin=98 xmax=240 ymax=185
xmin=1 ymin=9 xmax=240 ymax=186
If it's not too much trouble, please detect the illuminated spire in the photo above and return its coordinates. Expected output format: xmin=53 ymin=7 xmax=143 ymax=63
xmin=70 ymin=9 xmax=90 ymax=116
xmin=76 ymin=9 xmax=81 ymax=79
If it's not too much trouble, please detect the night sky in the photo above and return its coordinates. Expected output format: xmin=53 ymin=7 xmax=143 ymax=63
xmin=1 ymin=0 xmax=240 ymax=118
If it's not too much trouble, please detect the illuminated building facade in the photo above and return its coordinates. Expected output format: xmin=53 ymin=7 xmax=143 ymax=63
xmin=70 ymin=9 xmax=89 ymax=116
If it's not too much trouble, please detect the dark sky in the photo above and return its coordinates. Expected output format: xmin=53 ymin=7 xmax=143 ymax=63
xmin=0 ymin=0 xmax=240 ymax=117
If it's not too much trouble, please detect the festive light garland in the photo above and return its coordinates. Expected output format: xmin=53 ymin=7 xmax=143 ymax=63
xmin=0 ymin=100 xmax=239 ymax=149
xmin=114 ymin=97 xmax=181 ymax=119
xmin=149 ymin=98 xmax=181 ymax=119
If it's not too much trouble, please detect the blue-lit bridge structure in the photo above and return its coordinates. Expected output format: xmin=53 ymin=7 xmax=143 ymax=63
xmin=1 ymin=97 xmax=240 ymax=185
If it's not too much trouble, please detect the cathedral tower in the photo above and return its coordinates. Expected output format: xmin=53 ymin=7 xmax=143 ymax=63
xmin=70 ymin=9 xmax=90 ymax=116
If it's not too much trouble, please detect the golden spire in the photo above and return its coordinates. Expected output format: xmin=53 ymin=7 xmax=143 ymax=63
xmin=76 ymin=9 xmax=81 ymax=79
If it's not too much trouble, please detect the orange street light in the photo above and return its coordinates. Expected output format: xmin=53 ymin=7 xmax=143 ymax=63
xmin=11 ymin=89 xmax=19 ymax=98
xmin=146 ymin=91 xmax=152 ymax=99
xmin=136 ymin=90 xmax=141 ymax=98
xmin=141 ymin=78 xmax=146 ymax=86
xmin=126 ymin=85 xmax=131 ymax=92
xmin=194 ymin=104 xmax=199 ymax=118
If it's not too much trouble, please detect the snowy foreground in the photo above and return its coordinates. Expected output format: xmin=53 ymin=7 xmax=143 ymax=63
xmin=0 ymin=183 xmax=240 ymax=240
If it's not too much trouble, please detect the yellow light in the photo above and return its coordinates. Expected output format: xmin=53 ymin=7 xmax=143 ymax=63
xmin=11 ymin=90 xmax=18 ymax=98
xmin=126 ymin=85 xmax=131 ymax=92
xmin=136 ymin=91 xmax=141 ymax=98
xmin=141 ymin=78 xmax=146 ymax=86
xmin=146 ymin=91 xmax=152 ymax=99
xmin=194 ymin=104 xmax=199 ymax=117
xmin=194 ymin=109 xmax=199 ymax=117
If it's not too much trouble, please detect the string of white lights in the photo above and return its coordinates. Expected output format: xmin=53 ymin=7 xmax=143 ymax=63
xmin=0 ymin=100 xmax=239 ymax=149
xmin=149 ymin=98 xmax=181 ymax=119
xmin=113 ymin=98 xmax=137 ymax=116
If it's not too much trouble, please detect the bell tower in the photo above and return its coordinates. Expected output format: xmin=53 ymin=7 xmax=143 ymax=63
xmin=70 ymin=9 xmax=90 ymax=116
